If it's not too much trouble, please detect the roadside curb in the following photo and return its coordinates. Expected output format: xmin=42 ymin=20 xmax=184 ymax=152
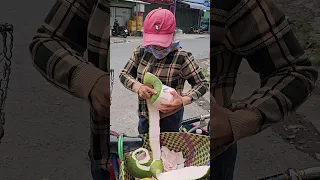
xmin=111 ymin=41 xmax=125 ymax=44
xmin=110 ymin=34 xmax=209 ymax=44
xmin=110 ymin=39 xmax=130 ymax=44
xmin=110 ymin=38 xmax=142 ymax=44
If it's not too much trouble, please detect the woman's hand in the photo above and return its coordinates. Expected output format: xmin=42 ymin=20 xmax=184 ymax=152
xmin=210 ymin=103 xmax=234 ymax=149
xmin=138 ymin=84 xmax=157 ymax=99
xmin=90 ymin=75 xmax=110 ymax=117
xmin=160 ymin=91 xmax=183 ymax=114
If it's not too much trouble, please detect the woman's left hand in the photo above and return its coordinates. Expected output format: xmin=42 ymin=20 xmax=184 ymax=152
xmin=160 ymin=91 xmax=183 ymax=114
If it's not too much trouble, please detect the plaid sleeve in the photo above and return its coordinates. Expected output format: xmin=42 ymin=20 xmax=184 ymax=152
xmin=182 ymin=52 xmax=209 ymax=102
xmin=210 ymin=0 xmax=240 ymax=107
xmin=210 ymin=0 xmax=238 ymax=47
xmin=222 ymin=0 xmax=318 ymax=141
xmin=29 ymin=0 xmax=107 ymax=101
xmin=119 ymin=46 xmax=141 ymax=92
xmin=210 ymin=48 xmax=242 ymax=107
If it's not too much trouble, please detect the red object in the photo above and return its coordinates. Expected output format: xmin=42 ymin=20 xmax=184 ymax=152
xmin=109 ymin=159 xmax=116 ymax=180
xmin=138 ymin=12 xmax=143 ymax=16
xmin=110 ymin=130 xmax=120 ymax=136
xmin=143 ymin=8 xmax=176 ymax=47
xmin=139 ymin=0 xmax=174 ymax=5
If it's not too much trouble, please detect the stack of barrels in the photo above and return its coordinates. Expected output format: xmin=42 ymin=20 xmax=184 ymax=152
xmin=134 ymin=16 xmax=143 ymax=31
xmin=127 ymin=16 xmax=143 ymax=36
xmin=127 ymin=20 xmax=136 ymax=36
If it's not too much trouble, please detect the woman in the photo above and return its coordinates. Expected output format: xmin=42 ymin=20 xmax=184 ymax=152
xmin=119 ymin=8 xmax=209 ymax=134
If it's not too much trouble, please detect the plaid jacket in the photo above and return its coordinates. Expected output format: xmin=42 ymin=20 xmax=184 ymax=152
xmin=29 ymin=0 xmax=110 ymax=169
xmin=120 ymin=46 xmax=209 ymax=119
xmin=211 ymin=0 xmax=318 ymax=158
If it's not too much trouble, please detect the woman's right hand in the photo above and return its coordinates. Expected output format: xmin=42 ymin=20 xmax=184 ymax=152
xmin=138 ymin=84 xmax=157 ymax=99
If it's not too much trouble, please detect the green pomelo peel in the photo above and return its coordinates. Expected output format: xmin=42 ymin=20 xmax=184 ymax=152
xmin=143 ymin=72 xmax=163 ymax=104
xmin=150 ymin=160 xmax=164 ymax=179
xmin=126 ymin=148 xmax=152 ymax=179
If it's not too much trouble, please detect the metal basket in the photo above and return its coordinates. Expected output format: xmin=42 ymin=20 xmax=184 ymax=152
xmin=119 ymin=132 xmax=210 ymax=180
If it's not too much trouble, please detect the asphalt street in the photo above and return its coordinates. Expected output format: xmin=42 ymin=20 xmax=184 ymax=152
xmin=0 ymin=0 xmax=319 ymax=180
xmin=232 ymin=62 xmax=320 ymax=179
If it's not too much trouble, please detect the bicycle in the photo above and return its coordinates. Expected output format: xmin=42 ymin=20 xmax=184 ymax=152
xmin=258 ymin=166 xmax=320 ymax=180
xmin=109 ymin=114 xmax=210 ymax=180
xmin=181 ymin=114 xmax=210 ymax=135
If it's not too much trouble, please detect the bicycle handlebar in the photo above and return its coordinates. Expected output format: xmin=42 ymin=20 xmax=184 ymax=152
xmin=296 ymin=166 xmax=320 ymax=180
xmin=257 ymin=174 xmax=286 ymax=180
xmin=258 ymin=167 xmax=320 ymax=180
xmin=181 ymin=114 xmax=210 ymax=125
xmin=182 ymin=116 xmax=201 ymax=125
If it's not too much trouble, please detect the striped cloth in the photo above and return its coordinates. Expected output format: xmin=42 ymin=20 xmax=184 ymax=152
xmin=210 ymin=0 xmax=318 ymax=158
xmin=119 ymin=46 xmax=209 ymax=119
xmin=29 ymin=0 xmax=110 ymax=170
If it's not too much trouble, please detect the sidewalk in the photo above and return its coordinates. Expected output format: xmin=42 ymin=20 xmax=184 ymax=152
xmin=110 ymin=33 xmax=210 ymax=44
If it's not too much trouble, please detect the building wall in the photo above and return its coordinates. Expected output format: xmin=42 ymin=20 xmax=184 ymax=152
xmin=203 ymin=10 xmax=209 ymax=19
xmin=184 ymin=0 xmax=205 ymax=3
xmin=143 ymin=2 xmax=200 ymax=33
xmin=110 ymin=1 xmax=135 ymax=28
xmin=111 ymin=1 xmax=135 ymax=8
xmin=175 ymin=3 xmax=201 ymax=33
xmin=143 ymin=3 xmax=170 ymax=20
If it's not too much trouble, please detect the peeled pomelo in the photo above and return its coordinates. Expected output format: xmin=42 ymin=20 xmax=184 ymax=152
xmin=143 ymin=72 xmax=175 ymax=161
xmin=157 ymin=166 xmax=210 ymax=180
xmin=146 ymin=102 xmax=161 ymax=161
xmin=143 ymin=72 xmax=175 ymax=108
xmin=126 ymin=148 xmax=153 ymax=179
xmin=143 ymin=72 xmax=177 ymax=178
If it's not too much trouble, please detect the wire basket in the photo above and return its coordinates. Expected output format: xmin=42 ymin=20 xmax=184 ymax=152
xmin=119 ymin=132 xmax=210 ymax=180
xmin=0 ymin=23 xmax=13 ymax=142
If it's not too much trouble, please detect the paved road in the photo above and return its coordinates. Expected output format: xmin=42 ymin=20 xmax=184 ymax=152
xmin=0 ymin=1 xmax=319 ymax=180
xmin=233 ymin=60 xmax=320 ymax=179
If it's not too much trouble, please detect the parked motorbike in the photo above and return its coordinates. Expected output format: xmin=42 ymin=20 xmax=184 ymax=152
xmin=189 ymin=25 xmax=204 ymax=34
xmin=200 ymin=22 xmax=209 ymax=32
xmin=111 ymin=19 xmax=129 ymax=38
